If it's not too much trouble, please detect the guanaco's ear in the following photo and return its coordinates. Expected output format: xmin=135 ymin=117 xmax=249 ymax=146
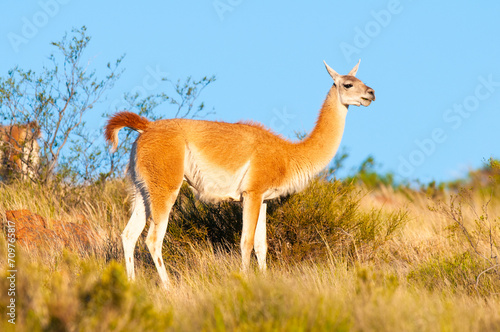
xmin=348 ymin=59 xmax=361 ymax=77
xmin=323 ymin=61 xmax=339 ymax=81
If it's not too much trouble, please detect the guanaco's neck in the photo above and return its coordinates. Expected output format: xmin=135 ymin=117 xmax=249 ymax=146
xmin=295 ymin=84 xmax=348 ymax=174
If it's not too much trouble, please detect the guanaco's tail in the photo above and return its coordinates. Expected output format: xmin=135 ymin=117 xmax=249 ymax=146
xmin=105 ymin=111 xmax=150 ymax=152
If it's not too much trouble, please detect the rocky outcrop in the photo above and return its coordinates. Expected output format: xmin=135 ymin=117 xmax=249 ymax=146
xmin=3 ymin=209 xmax=102 ymax=252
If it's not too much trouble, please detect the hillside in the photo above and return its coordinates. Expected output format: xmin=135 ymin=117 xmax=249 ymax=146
xmin=1 ymin=160 xmax=500 ymax=331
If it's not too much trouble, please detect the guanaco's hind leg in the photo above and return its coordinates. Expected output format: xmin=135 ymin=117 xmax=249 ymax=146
xmin=241 ymin=192 xmax=265 ymax=271
xmin=122 ymin=192 xmax=147 ymax=280
xmin=136 ymin=133 xmax=185 ymax=289
xmin=254 ymin=202 xmax=267 ymax=271
xmin=145 ymin=189 xmax=180 ymax=289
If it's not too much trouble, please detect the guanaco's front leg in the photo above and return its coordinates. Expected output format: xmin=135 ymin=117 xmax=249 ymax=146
xmin=241 ymin=192 xmax=264 ymax=271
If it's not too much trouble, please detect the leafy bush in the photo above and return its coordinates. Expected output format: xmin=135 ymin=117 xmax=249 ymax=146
xmin=344 ymin=156 xmax=395 ymax=189
xmin=407 ymin=251 xmax=499 ymax=296
xmin=267 ymin=179 xmax=408 ymax=264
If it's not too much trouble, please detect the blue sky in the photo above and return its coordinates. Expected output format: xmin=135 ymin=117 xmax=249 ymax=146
xmin=1 ymin=1 xmax=499 ymax=183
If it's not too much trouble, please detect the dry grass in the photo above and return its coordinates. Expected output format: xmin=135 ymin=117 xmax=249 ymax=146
xmin=1 ymin=174 xmax=500 ymax=331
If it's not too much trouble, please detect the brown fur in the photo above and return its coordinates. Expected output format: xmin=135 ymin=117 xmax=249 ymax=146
xmin=106 ymin=62 xmax=375 ymax=288
xmin=105 ymin=112 xmax=150 ymax=151
xmin=0 ymin=121 xmax=40 ymax=178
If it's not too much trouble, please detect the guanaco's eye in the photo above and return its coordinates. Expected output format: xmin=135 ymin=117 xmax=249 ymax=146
xmin=343 ymin=83 xmax=353 ymax=89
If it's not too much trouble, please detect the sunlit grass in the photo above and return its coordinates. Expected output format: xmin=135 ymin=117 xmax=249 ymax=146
xmin=1 ymin=172 xmax=500 ymax=331
xmin=2 ymin=245 xmax=500 ymax=331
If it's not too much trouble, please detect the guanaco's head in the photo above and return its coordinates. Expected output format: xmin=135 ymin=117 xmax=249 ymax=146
xmin=324 ymin=60 xmax=375 ymax=107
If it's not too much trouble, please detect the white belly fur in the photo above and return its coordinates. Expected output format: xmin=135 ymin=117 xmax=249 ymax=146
xmin=183 ymin=145 xmax=250 ymax=202
xmin=183 ymin=145 xmax=314 ymax=203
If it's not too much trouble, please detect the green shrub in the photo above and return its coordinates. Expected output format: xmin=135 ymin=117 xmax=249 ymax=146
xmin=266 ymin=179 xmax=409 ymax=264
xmin=407 ymin=251 xmax=500 ymax=296
xmin=170 ymin=183 xmax=243 ymax=252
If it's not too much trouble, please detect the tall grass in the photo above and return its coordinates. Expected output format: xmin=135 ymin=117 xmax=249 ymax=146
xmin=1 ymin=171 xmax=500 ymax=331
